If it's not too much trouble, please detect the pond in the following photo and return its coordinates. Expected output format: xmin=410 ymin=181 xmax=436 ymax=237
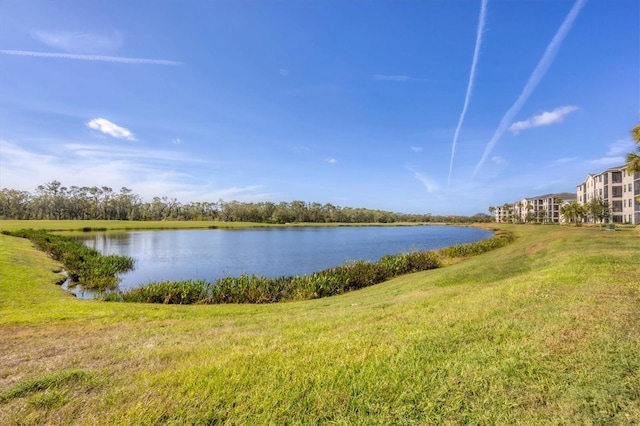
xmin=71 ymin=225 xmax=492 ymax=295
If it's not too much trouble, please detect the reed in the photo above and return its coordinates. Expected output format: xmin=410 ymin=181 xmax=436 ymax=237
xmin=106 ymin=232 xmax=506 ymax=304
xmin=2 ymin=229 xmax=134 ymax=291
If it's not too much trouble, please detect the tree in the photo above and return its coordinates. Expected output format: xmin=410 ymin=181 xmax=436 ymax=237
xmin=502 ymin=203 xmax=513 ymax=223
xmin=525 ymin=203 xmax=534 ymax=223
xmin=585 ymin=197 xmax=610 ymax=226
xmin=537 ymin=208 xmax=547 ymax=223
xmin=514 ymin=202 xmax=523 ymax=223
xmin=627 ymin=124 xmax=640 ymax=172
xmin=628 ymin=124 xmax=640 ymax=203
xmin=0 ymin=189 xmax=32 ymax=219
xmin=488 ymin=206 xmax=496 ymax=222
xmin=560 ymin=201 xmax=585 ymax=226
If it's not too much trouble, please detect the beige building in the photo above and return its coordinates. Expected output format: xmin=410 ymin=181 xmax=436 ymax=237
xmin=576 ymin=165 xmax=640 ymax=224
xmin=494 ymin=192 xmax=576 ymax=223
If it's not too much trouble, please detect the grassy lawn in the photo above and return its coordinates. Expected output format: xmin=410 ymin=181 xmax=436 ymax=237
xmin=1 ymin=223 xmax=639 ymax=424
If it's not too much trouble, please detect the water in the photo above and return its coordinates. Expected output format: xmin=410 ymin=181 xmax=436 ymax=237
xmin=73 ymin=226 xmax=492 ymax=293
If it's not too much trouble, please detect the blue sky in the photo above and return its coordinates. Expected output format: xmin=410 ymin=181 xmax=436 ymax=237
xmin=0 ymin=0 xmax=638 ymax=215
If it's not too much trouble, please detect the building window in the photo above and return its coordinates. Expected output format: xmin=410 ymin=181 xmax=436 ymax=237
xmin=629 ymin=183 xmax=633 ymax=192
xmin=599 ymin=175 xmax=602 ymax=182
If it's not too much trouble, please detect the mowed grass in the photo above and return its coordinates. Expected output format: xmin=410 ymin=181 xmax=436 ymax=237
xmin=1 ymin=223 xmax=639 ymax=424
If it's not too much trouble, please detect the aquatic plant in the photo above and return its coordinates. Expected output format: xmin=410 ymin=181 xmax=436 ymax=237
xmin=3 ymin=229 xmax=134 ymax=291
xmin=106 ymin=231 xmax=512 ymax=305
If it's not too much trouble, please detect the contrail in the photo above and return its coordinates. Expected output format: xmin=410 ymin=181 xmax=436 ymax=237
xmin=0 ymin=49 xmax=182 ymax=66
xmin=471 ymin=0 xmax=586 ymax=178
xmin=447 ymin=0 xmax=488 ymax=187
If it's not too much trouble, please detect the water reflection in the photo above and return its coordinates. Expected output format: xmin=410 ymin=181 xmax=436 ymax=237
xmin=72 ymin=226 xmax=492 ymax=296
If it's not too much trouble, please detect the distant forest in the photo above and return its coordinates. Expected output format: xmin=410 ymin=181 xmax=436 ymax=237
xmin=0 ymin=180 xmax=492 ymax=224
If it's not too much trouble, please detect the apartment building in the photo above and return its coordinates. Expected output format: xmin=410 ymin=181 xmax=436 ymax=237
xmin=576 ymin=165 xmax=640 ymax=224
xmin=494 ymin=192 xmax=576 ymax=223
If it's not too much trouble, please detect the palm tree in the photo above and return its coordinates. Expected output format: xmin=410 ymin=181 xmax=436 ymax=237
xmin=502 ymin=203 xmax=513 ymax=223
xmin=514 ymin=202 xmax=523 ymax=223
xmin=488 ymin=206 xmax=496 ymax=222
xmin=560 ymin=201 xmax=585 ymax=226
xmin=525 ymin=203 xmax=534 ymax=223
xmin=628 ymin=152 xmax=640 ymax=173
xmin=628 ymin=124 xmax=640 ymax=173
xmin=628 ymin=124 xmax=640 ymax=204
xmin=537 ymin=208 xmax=547 ymax=223
xmin=552 ymin=198 xmax=565 ymax=223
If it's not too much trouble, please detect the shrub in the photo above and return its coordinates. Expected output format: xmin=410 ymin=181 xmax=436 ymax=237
xmin=11 ymin=227 xmax=514 ymax=305
xmin=4 ymin=229 xmax=134 ymax=291
xmin=109 ymin=248 xmax=445 ymax=304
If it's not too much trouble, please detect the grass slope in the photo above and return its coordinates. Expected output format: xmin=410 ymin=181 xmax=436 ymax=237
xmin=1 ymin=224 xmax=639 ymax=424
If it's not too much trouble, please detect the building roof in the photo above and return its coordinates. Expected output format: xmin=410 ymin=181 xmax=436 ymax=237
xmin=523 ymin=192 xmax=576 ymax=201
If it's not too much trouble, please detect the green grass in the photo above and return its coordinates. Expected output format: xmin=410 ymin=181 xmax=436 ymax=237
xmin=106 ymin=230 xmax=513 ymax=304
xmin=3 ymin=229 xmax=134 ymax=291
xmin=1 ymin=223 xmax=639 ymax=424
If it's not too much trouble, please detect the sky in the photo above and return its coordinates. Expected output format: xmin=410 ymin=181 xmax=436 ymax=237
xmin=0 ymin=0 xmax=638 ymax=215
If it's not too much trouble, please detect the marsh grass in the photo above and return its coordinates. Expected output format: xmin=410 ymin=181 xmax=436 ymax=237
xmin=2 ymin=229 xmax=134 ymax=291
xmin=1 ymin=224 xmax=639 ymax=424
xmin=105 ymin=231 xmax=511 ymax=305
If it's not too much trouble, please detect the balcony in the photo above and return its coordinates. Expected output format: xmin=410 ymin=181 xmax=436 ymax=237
xmin=611 ymin=172 xmax=622 ymax=184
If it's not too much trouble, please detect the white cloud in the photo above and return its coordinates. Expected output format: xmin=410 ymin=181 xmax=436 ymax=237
xmin=413 ymin=171 xmax=439 ymax=193
xmin=606 ymin=139 xmax=635 ymax=156
xmin=325 ymin=157 xmax=337 ymax=164
xmin=171 ymin=138 xmax=183 ymax=145
xmin=589 ymin=157 xmax=625 ymax=167
xmin=448 ymin=0 xmax=488 ymax=186
xmin=0 ymin=50 xmax=181 ymax=66
xmin=587 ymin=139 xmax=635 ymax=168
xmin=548 ymin=157 xmax=578 ymax=167
xmin=410 ymin=146 xmax=423 ymax=153
xmin=491 ymin=156 xmax=505 ymax=165
xmin=372 ymin=74 xmax=410 ymax=82
xmin=533 ymin=179 xmax=564 ymax=191
xmin=472 ymin=0 xmax=586 ymax=177
xmin=279 ymin=68 xmax=290 ymax=76
xmin=0 ymin=139 xmax=272 ymax=203
xmin=86 ymin=118 xmax=136 ymax=141
xmin=64 ymin=143 xmax=201 ymax=163
xmin=509 ymin=105 xmax=578 ymax=134
xmin=30 ymin=30 xmax=123 ymax=53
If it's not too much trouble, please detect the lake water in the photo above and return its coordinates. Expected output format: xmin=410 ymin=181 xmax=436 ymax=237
xmin=73 ymin=226 xmax=492 ymax=293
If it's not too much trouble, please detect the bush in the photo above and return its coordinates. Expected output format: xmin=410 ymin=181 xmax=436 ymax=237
xmin=108 ymin=244 xmax=448 ymax=304
xmin=439 ymin=230 xmax=514 ymax=258
xmin=11 ymin=227 xmax=514 ymax=305
xmin=4 ymin=229 xmax=134 ymax=291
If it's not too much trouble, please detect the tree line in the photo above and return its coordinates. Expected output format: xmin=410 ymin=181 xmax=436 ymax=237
xmin=0 ymin=180 xmax=492 ymax=224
